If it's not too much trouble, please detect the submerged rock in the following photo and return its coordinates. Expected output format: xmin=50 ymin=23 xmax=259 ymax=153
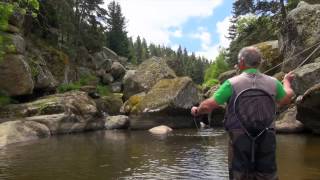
xmin=149 ymin=125 xmax=172 ymax=135
xmin=0 ymin=120 xmax=50 ymax=147
xmin=123 ymin=57 xmax=176 ymax=100
xmin=296 ymin=84 xmax=320 ymax=134
xmin=275 ymin=106 xmax=304 ymax=133
xmin=129 ymin=77 xmax=201 ymax=130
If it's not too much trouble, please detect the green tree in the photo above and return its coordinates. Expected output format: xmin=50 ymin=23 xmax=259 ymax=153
xmin=105 ymin=0 xmax=129 ymax=57
xmin=203 ymin=50 xmax=229 ymax=88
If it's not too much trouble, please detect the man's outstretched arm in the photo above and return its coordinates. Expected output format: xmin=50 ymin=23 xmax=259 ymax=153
xmin=277 ymin=71 xmax=295 ymax=106
xmin=191 ymin=98 xmax=220 ymax=116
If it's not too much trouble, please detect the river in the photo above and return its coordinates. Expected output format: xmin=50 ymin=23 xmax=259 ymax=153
xmin=0 ymin=129 xmax=319 ymax=180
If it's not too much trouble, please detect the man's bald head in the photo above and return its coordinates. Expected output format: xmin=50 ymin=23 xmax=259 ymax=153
xmin=238 ymin=47 xmax=262 ymax=68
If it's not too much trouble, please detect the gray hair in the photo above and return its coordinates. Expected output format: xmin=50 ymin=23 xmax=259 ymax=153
xmin=238 ymin=47 xmax=262 ymax=68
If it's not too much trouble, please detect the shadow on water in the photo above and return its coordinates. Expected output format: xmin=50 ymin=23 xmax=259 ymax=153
xmin=0 ymin=129 xmax=319 ymax=180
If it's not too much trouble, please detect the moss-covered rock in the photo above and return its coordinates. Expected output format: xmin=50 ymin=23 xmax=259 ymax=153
xmin=218 ymin=69 xmax=237 ymax=83
xmin=252 ymin=40 xmax=282 ymax=75
xmin=128 ymin=77 xmax=201 ymax=130
xmin=123 ymin=57 xmax=176 ymax=100
xmin=0 ymin=91 xmax=105 ymax=137
xmin=95 ymin=93 xmax=123 ymax=115
xmin=120 ymin=92 xmax=146 ymax=114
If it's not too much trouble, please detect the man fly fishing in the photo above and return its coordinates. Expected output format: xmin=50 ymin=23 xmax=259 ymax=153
xmin=191 ymin=47 xmax=294 ymax=180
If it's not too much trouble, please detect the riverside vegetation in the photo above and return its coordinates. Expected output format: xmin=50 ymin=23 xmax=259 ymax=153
xmin=0 ymin=0 xmax=320 ymax=148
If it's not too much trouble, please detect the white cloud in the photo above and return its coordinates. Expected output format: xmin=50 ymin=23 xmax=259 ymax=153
xmin=195 ymin=16 xmax=231 ymax=61
xmin=103 ymin=0 xmax=223 ymax=45
xmin=171 ymin=29 xmax=183 ymax=38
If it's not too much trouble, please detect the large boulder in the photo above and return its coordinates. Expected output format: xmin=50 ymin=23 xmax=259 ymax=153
xmin=218 ymin=70 xmax=237 ymax=83
xmin=2 ymin=33 xmax=26 ymax=54
xmin=253 ymin=40 xmax=282 ymax=75
xmin=279 ymin=2 xmax=320 ymax=72
xmin=104 ymin=115 xmax=129 ymax=130
xmin=25 ymin=43 xmax=58 ymax=90
xmin=0 ymin=54 xmax=34 ymax=96
xmin=92 ymin=49 xmax=113 ymax=72
xmin=128 ymin=77 xmax=201 ymax=130
xmin=0 ymin=91 xmax=105 ymax=136
xmin=95 ymin=94 xmax=123 ymax=115
xmin=0 ymin=120 xmax=50 ymax=147
xmin=111 ymin=62 xmax=126 ymax=80
xmin=296 ymin=84 xmax=320 ymax=134
xmin=123 ymin=57 xmax=176 ymax=100
xmin=292 ymin=62 xmax=320 ymax=95
xmin=275 ymin=106 xmax=304 ymax=133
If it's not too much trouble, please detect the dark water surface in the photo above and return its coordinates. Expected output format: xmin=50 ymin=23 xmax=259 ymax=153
xmin=0 ymin=129 xmax=319 ymax=180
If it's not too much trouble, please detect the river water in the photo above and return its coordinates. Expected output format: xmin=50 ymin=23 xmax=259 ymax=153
xmin=0 ymin=129 xmax=319 ymax=180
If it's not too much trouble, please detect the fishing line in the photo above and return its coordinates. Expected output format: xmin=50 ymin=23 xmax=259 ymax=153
xmin=193 ymin=116 xmax=210 ymax=146
xmin=263 ymin=41 xmax=320 ymax=74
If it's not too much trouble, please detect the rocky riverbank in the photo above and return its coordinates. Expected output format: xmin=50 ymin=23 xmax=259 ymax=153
xmin=1 ymin=1 xmax=320 ymax=147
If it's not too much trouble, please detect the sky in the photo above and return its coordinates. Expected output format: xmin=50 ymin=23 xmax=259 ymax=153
xmin=103 ymin=0 xmax=233 ymax=61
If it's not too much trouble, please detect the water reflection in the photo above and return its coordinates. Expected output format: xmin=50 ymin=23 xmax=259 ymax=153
xmin=0 ymin=129 xmax=319 ymax=180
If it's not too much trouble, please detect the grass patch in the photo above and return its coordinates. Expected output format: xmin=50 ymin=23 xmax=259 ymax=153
xmin=97 ymin=85 xmax=111 ymax=96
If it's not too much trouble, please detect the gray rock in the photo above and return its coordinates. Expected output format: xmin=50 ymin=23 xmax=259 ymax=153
xmin=0 ymin=54 xmax=34 ymax=96
xmin=102 ymin=73 xmax=114 ymax=85
xmin=3 ymin=33 xmax=25 ymax=54
xmin=0 ymin=91 xmax=105 ymax=136
xmin=279 ymin=2 xmax=320 ymax=72
xmin=8 ymin=11 xmax=24 ymax=28
xmin=111 ymin=82 xmax=122 ymax=93
xmin=296 ymin=84 xmax=320 ymax=134
xmin=128 ymin=77 xmax=201 ymax=130
xmin=95 ymin=94 xmax=123 ymax=115
xmin=111 ymin=62 xmax=126 ymax=80
xmin=104 ymin=115 xmax=129 ymax=130
xmin=292 ymin=62 xmax=320 ymax=95
xmin=118 ymin=56 xmax=128 ymax=65
xmin=0 ymin=120 xmax=50 ymax=147
xmin=26 ymin=54 xmax=58 ymax=90
xmin=149 ymin=125 xmax=172 ymax=135
xmin=218 ymin=70 xmax=237 ymax=83
xmin=123 ymin=57 xmax=176 ymax=100
xmin=276 ymin=106 xmax=304 ymax=133
xmin=101 ymin=47 xmax=119 ymax=61
xmin=92 ymin=51 xmax=113 ymax=72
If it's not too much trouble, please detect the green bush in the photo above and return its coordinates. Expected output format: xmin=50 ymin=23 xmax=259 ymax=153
xmin=202 ymin=79 xmax=219 ymax=89
xmin=97 ymin=85 xmax=111 ymax=96
xmin=0 ymin=91 xmax=11 ymax=107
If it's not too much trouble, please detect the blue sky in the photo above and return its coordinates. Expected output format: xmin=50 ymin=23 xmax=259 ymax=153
xmin=104 ymin=0 xmax=233 ymax=61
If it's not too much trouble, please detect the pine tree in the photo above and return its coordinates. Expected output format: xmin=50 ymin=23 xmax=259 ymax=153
xmin=105 ymin=1 xmax=129 ymax=57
